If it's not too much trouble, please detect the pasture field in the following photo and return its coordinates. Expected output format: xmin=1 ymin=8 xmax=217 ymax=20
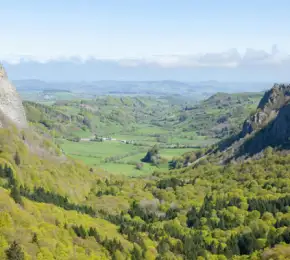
xmin=60 ymin=139 xmax=196 ymax=176
xmin=119 ymin=153 xmax=146 ymax=163
xmin=114 ymin=134 xmax=157 ymax=142
xmin=159 ymin=148 xmax=196 ymax=159
xmin=134 ymin=125 xmax=170 ymax=135
xmin=61 ymin=140 xmax=142 ymax=164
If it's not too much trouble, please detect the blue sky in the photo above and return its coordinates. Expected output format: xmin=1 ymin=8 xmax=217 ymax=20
xmin=1 ymin=0 xmax=290 ymax=59
xmin=1 ymin=1 xmax=290 ymax=81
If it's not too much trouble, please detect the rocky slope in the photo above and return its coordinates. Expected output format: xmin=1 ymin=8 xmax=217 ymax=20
xmin=241 ymin=84 xmax=290 ymax=137
xmin=0 ymin=64 xmax=27 ymax=128
xmin=239 ymin=103 xmax=290 ymax=155
xmin=216 ymin=83 xmax=290 ymax=161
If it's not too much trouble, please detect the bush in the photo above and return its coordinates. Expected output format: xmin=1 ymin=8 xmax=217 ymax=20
xmin=135 ymin=163 xmax=144 ymax=170
xmin=67 ymin=136 xmax=81 ymax=142
xmin=142 ymin=145 xmax=160 ymax=164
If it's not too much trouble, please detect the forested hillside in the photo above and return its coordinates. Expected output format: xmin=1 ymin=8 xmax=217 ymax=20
xmin=179 ymin=92 xmax=263 ymax=138
xmin=2 ymin=122 xmax=290 ymax=259
xmin=24 ymin=93 xmax=262 ymax=141
xmin=2 ymin=79 xmax=290 ymax=259
xmin=24 ymin=96 xmax=180 ymax=140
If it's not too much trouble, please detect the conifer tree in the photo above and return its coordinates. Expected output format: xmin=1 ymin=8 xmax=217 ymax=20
xmin=5 ymin=241 xmax=25 ymax=260
xmin=10 ymin=185 xmax=23 ymax=206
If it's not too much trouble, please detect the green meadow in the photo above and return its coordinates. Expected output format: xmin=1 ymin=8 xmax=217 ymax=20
xmin=60 ymin=139 xmax=194 ymax=176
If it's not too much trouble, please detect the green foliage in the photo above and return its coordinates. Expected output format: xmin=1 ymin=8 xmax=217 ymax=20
xmin=10 ymin=185 xmax=23 ymax=206
xmin=142 ymin=145 xmax=161 ymax=165
xmin=131 ymin=244 xmax=144 ymax=260
xmin=4 ymin=91 xmax=290 ymax=259
xmin=2 ymin=126 xmax=290 ymax=259
xmin=5 ymin=241 xmax=25 ymax=260
xmin=180 ymin=92 xmax=262 ymax=138
xmin=24 ymin=93 xmax=258 ymax=175
xmin=135 ymin=162 xmax=144 ymax=170
xmin=20 ymin=186 xmax=96 ymax=216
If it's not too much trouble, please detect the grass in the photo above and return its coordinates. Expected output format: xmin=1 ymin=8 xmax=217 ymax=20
xmin=119 ymin=148 xmax=196 ymax=162
xmin=119 ymin=153 xmax=145 ymax=163
xmin=134 ymin=125 xmax=169 ymax=135
xmin=160 ymin=148 xmax=196 ymax=159
xmin=60 ymin=139 xmax=197 ymax=176
xmin=170 ymin=135 xmax=218 ymax=146
xmin=73 ymin=129 xmax=93 ymax=138
xmin=61 ymin=140 xmax=142 ymax=164
xmin=114 ymin=134 xmax=157 ymax=142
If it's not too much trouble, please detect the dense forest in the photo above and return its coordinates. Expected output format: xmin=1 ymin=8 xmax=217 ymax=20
xmin=1 ymin=112 xmax=290 ymax=259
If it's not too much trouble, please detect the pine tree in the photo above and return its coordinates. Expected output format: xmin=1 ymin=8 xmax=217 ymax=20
xmin=0 ymin=164 xmax=4 ymax=177
xmin=14 ymin=152 xmax=21 ymax=166
xmin=131 ymin=244 xmax=143 ymax=260
xmin=186 ymin=206 xmax=200 ymax=227
xmin=32 ymin=233 xmax=38 ymax=244
xmin=10 ymin=186 xmax=23 ymax=206
xmin=5 ymin=241 xmax=25 ymax=260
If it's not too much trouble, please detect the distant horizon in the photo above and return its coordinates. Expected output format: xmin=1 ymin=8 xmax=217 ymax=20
xmin=11 ymin=78 xmax=275 ymax=84
xmin=12 ymin=75 xmax=274 ymax=95
xmin=3 ymin=57 xmax=290 ymax=83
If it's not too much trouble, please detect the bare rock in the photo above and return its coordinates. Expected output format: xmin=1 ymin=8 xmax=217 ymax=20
xmin=0 ymin=65 xmax=27 ymax=128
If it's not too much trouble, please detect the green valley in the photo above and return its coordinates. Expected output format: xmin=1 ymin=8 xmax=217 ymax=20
xmin=22 ymin=92 xmax=260 ymax=176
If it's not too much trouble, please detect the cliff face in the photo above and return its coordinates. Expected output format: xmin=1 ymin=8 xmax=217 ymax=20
xmin=241 ymin=84 xmax=290 ymax=137
xmin=238 ymin=103 xmax=290 ymax=156
xmin=217 ymin=83 xmax=290 ymax=161
xmin=0 ymin=65 xmax=27 ymax=128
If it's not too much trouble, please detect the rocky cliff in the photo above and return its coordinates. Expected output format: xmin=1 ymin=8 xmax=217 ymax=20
xmin=217 ymin=83 xmax=290 ymax=161
xmin=0 ymin=64 xmax=27 ymax=128
xmin=239 ymin=103 xmax=290 ymax=156
xmin=241 ymin=84 xmax=290 ymax=137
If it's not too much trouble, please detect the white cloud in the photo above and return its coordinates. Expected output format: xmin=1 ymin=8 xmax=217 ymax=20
xmin=2 ymin=45 xmax=290 ymax=69
xmin=240 ymin=45 xmax=290 ymax=66
xmin=116 ymin=45 xmax=290 ymax=68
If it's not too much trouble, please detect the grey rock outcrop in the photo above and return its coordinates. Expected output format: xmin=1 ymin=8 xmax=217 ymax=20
xmin=0 ymin=64 xmax=27 ymax=128
xmin=241 ymin=84 xmax=290 ymax=137
xmin=217 ymin=83 xmax=290 ymax=162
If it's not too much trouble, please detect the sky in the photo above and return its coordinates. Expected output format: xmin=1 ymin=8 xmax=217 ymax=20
xmin=1 ymin=0 xmax=290 ymax=81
